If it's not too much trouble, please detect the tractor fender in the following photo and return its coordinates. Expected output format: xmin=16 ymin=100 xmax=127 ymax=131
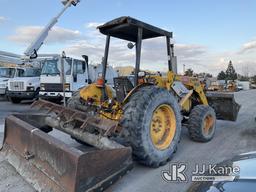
xmin=122 ymin=83 xmax=153 ymax=105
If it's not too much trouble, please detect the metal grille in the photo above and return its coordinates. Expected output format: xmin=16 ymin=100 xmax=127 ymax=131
xmin=0 ymin=83 xmax=6 ymax=88
xmin=10 ymin=82 xmax=25 ymax=91
xmin=44 ymin=83 xmax=63 ymax=92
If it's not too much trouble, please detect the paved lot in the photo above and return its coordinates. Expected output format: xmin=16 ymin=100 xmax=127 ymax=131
xmin=0 ymin=90 xmax=256 ymax=192
xmin=0 ymin=99 xmax=34 ymax=192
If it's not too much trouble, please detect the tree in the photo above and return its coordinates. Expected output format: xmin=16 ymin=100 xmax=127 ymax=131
xmin=217 ymin=71 xmax=226 ymax=80
xmin=185 ymin=68 xmax=193 ymax=77
xmin=205 ymin=73 xmax=213 ymax=78
xmin=198 ymin=72 xmax=213 ymax=78
xmin=225 ymin=61 xmax=237 ymax=81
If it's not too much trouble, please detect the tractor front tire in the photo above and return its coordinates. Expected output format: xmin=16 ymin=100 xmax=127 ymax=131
xmin=187 ymin=105 xmax=216 ymax=142
xmin=121 ymin=86 xmax=181 ymax=167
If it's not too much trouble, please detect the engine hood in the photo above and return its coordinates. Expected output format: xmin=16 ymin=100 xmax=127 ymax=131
xmin=0 ymin=78 xmax=9 ymax=83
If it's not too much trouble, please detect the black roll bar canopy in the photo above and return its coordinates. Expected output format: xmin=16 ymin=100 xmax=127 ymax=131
xmin=98 ymin=16 xmax=173 ymax=42
xmin=98 ymin=16 xmax=174 ymax=95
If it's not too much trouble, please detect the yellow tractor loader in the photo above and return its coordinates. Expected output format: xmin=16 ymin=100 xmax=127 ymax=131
xmin=1 ymin=17 xmax=240 ymax=192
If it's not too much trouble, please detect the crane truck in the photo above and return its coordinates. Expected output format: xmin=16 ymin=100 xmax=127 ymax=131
xmin=39 ymin=53 xmax=118 ymax=102
xmin=0 ymin=0 xmax=81 ymax=101
xmin=1 ymin=0 xmax=118 ymax=103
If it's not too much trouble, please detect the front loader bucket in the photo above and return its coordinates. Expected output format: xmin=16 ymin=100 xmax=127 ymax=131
xmin=1 ymin=114 xmax=133 ymax=192
xmin=206 ymin=91 xmax=241 ymax=121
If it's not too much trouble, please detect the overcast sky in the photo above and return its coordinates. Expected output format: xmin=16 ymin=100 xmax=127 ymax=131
xmin=0 ymin=0 xmax=255 ymax=75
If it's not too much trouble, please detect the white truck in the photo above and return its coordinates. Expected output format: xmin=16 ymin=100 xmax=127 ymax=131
xmin=40 ymin=55 xmax=88 ymax=101
xmin=0 ymin=67 xmax=27 ymax=97
xmin=7 ymin=67 xmax=41 ymax=103
xmin=0 ymin=0 xmax=81 ymax=102
xmin=39 ymin=54 xmax=118 ymax=102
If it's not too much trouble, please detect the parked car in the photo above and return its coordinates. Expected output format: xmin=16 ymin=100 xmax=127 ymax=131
xmin=187 ymin=152 xmax=256 ymax=192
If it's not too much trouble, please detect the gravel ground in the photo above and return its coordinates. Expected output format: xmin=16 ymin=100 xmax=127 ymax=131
xmin=0 ymin=90 xmax=256 ymax=192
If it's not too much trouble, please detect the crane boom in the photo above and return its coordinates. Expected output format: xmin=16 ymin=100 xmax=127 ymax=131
xmin=0 ymin=0 xmax=80 ymax=64
xmin=0 ymin=51 xmax=22 ymax=64
xmin=24 ymin=0 xmax=80 ymax=59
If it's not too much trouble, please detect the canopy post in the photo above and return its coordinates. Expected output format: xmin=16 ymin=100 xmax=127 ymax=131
xmin=166 ymin=36 xmax=172 ymax=71
xmin=134 ymin=27 xmax=143 ymax=86
xmin=102 ymin=35 xmax=111 ymax=100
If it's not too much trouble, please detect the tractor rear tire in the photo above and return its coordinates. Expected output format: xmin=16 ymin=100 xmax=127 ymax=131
xmin=187 ymin=105 xmax=216 ymax=142
xmin=121 ymin=86 xmax=181 ymax=167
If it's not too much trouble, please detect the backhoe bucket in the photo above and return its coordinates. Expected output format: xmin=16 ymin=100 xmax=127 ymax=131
xmin=1 ymin=112 xmax=133 ymax=192
xmin=206 ymin=92 xmax=241 ymax=121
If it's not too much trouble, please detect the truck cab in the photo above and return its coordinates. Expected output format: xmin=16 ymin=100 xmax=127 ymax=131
xmin=39 ymin=55 xmax=119 ymax=102
xmin=88 ymin=64 xmax=118 ymax=87
xmin=0 ymin=67 xmax=22 ymax=96
xmin=7 ymin=67 xmax=41 ymax=103
xmin=39 ymin=55 xmax=89 ymax=102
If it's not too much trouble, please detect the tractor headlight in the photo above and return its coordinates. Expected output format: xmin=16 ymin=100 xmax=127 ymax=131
xmin=64 ymin=84 xmax=70 ymax=91
xmin=27 ymin=86 xmax=35 ymax=91
xmin=40 ymin=84 xmax=45 ymax=91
